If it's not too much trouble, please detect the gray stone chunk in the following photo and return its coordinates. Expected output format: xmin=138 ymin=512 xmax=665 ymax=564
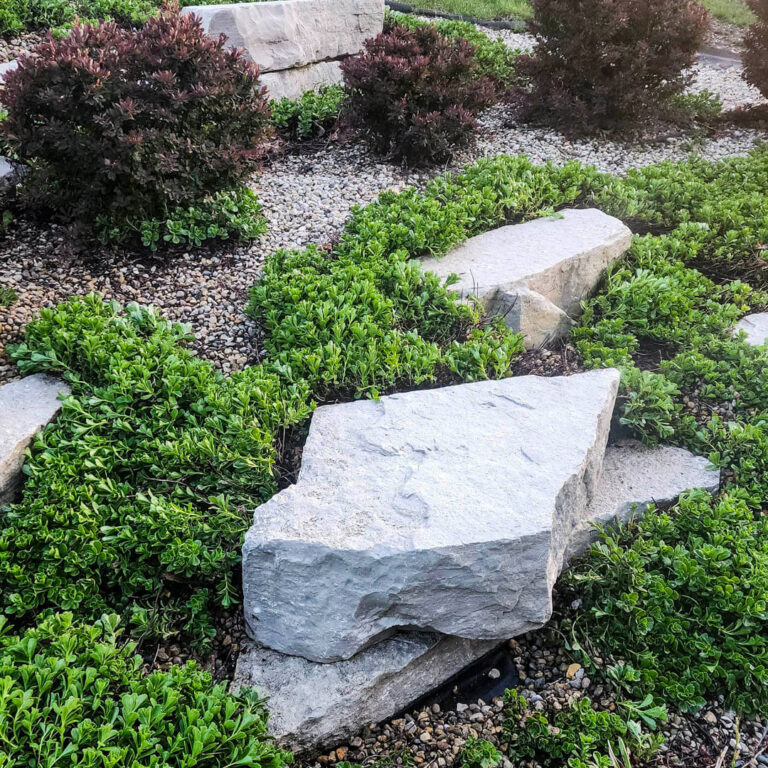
xmin=421 ymin=209 xmax=632 ymax=349
xmin=242 ymin=369 xmax=620 ymax=662
xmin=260 ymin=61 xmax=343 ymax=101
xmin=734 ymin=312 xmax=768 ymax=346
xmin=567 ymin=439 xmax=720 ymax=558
xmin=0 ymin=60 xmax=18 ymax=79
xmin=0 ymin=374 xmax=71 ymax=505
xmin=233 ymin=633 xmax=499 ymax=754
xmin=183 ymin=0 xmax=384 ymax=73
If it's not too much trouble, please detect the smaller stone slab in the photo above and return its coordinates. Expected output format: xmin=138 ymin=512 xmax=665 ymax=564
xmin=0 ymin=374 xmax=70 ymax=505
xmin=233 ymin=633 xmax=499 ymax=754
xmin=567 ymin=439 xmax=720 ymax=558
xmin=421 ymin=209 xmax=632 ymax=349
xmin=183 ymin=0 xmax=383 ymax=99
xmin=734 ymin=313 xmax=768 ymax=346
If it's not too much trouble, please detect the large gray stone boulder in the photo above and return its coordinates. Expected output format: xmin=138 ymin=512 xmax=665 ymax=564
xmin=421 ymin=209 xmax=632 ymax=349
xmin=0 ymin=374 xmax=70 ymax=505
xmin=182 ymin=0 xmax=384 ymax=99
xmin=235 ymin=433 xmax=720 ymax=754
xmin=233 ymin=633 xmax=499 ymax=753
xmin=734 ymin=312 xmax=768 ymax=346
xmin=567 ymin=439 xmax=720 ymax=558
xmin=242 ymin=369 xmax=620 ymax=662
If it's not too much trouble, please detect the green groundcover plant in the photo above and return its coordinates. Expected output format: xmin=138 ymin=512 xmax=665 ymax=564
xmin=5 ymin=143 xmax=768 ymax=755
xmin=0 ymin=611 xmax=292 ymax=767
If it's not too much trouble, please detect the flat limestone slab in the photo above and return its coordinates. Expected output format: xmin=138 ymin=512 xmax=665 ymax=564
xmin=734 ymin=312 xmax=768 ymax=346
xmin=233 ymin=633 xmax=499 ymax=754
xmin=260 ymin=61 xmax=343 ymax=101
xmin=242 ymin=369 xmax=620 ymax=662
xmin=0 ymin=374 xmax=70 ymax=504
xmin=183 ymin=0 xmax=384 ymax=73
xmin=567 ymin=439 xmax=720 ymax=558
xmin=421 ymin=209 xmax=632 ymax=349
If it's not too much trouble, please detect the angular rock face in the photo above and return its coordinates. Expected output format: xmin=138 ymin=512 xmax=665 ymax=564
xmin=242 ymin=369 xmax=620 ymax=662
xmin=235 ymin=433 xmax=719 ymax=754
xmin=421 ymin=209 xmax=632 ymax=349
xmin=182 ymin=0 xmax=384 ymax=99
xmin=566 ymin=439 xmax=720 ymax=558
xmin=0 ymin=374 xmax=70 ymax=505
xmin=233 ymin=633 xmax=500 ymax=753
xmin=734 ymin=312 xmax=768 ymax=346
xmin=260 ymin=61 xmax=343 ymax=102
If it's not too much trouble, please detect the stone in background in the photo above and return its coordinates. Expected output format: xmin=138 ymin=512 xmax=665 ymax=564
xmin=182 ymin=0 xmax=384 ymax=100
xmin=0 ymin=374 xmax=70 ymax=504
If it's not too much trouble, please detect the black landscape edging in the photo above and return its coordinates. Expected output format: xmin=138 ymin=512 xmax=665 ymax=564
xmin=386 ymin=0 xmax=528 ymax=31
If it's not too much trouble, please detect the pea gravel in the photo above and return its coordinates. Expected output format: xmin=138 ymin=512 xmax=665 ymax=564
xmin=1 ymin=27 xmax=766 ymax=385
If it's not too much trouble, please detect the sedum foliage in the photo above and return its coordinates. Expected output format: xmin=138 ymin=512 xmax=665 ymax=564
xmin=0 ymin=612 xmax=291 ymax=767
xmin=3 ymin=296 xmax=310 ymax=640
xmin=572 ymin=490 xmax=768 ymax=715
xmin=503 ymin=690 xmax=665 ymax=767
xmin=271 ymin=86 xmax=346 ymax=141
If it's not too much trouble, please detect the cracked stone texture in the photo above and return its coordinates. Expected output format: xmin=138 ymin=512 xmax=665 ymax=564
xmin=232 ymin=633 xmax=500 ymax=753
xmin=242 ymin=369 xmax=620 ymax=662
xmin=421 ymin=209 xmax=632 ymax=349
xmin=183 ymin=0 xmax=383 ymax=99
xmin=734 ymin=312 xmax=768 ymax=346
xmin=0 ymin=374 xmax=70 ymax=505
xmin=567 ymin=439 xmax=721 ymax=558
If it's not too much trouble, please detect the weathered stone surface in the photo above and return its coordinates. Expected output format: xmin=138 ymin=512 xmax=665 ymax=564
xmin=0 ymin=374 xmax=70 ymax=505
xmin=183 ymin=0 xmax=384 ymax=73
xmin=0 ymin=60 xmax=17 ymax=79
xmin=243 ymin=369 xmax=620 ymax=662
xmin=734 ymin=312 xmax=768 ymax=346
xmin=421 ymin=209 xmax=632 ymax=349
xmin=567 ymin=439 xmax=720 ymax=558
xmin=0 ymin=158 xmax=13 ymax=191
xmin=233 ymin=633 xmax=499 ymax=753
xmin=260 ymin=61 xmax=343 ymax=101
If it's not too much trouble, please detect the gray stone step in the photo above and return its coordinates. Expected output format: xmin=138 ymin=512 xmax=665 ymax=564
xmin=421 ymin=209 xmax=632 ymax=349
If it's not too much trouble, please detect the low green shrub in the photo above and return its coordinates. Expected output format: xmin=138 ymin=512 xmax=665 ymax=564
xmin=97 ymin=187 xmax=267 ymax=250
xmin=571 ymin=489 xmax=768 ymax=715
xmin=0 ymin=283 xmax=16 ymax=305
xmin=3 ymin=295 xmax=310 ymax=641
xmin=0 ymin=611 xmax=291 ymax=767
xmin=271 ymin=86 xmax=346 ymax=141
xmin=458 ymin=737 xmax=501 ymax=768
xmin=0 ymin=0 xmax=157 ymax=35
xmin=503 ymin=690 xmax=666 ymax=767
xmin=666 ymin=89 xmax=723 ymax=125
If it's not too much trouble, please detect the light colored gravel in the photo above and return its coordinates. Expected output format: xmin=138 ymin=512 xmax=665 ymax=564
xmin=1 ymin=24 xmax=766 ymax=386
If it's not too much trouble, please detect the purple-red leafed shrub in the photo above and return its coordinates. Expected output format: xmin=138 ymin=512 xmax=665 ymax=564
xmin=1 ymin=6 xmax=271 ymax=228
xmin=744 ymin=0 xmax=768 ymax=98
xmin=515 ymin=0 xmax=710 ymax=128
xmin=341 ymin=24 xmax=497 ymax=165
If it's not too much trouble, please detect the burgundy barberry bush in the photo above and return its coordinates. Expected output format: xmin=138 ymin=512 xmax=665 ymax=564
xmin=1 ymin=6 xmax=271 ymax=228
xmin=341 ymin=24 xmax=497 ymax=165
xmin=744 ymin=0 xmax=768 ymax=98
xmin=515 ymin=0 xmax=710 ymax=128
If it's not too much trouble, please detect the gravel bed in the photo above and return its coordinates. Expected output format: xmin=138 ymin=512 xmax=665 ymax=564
xmin=309 ymin=623 xmax=768 ymax=768
xmin=1 ymin=28 xmax=766 ymax=387
xmin=0 ymin=31 xmax=44 ymax=64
